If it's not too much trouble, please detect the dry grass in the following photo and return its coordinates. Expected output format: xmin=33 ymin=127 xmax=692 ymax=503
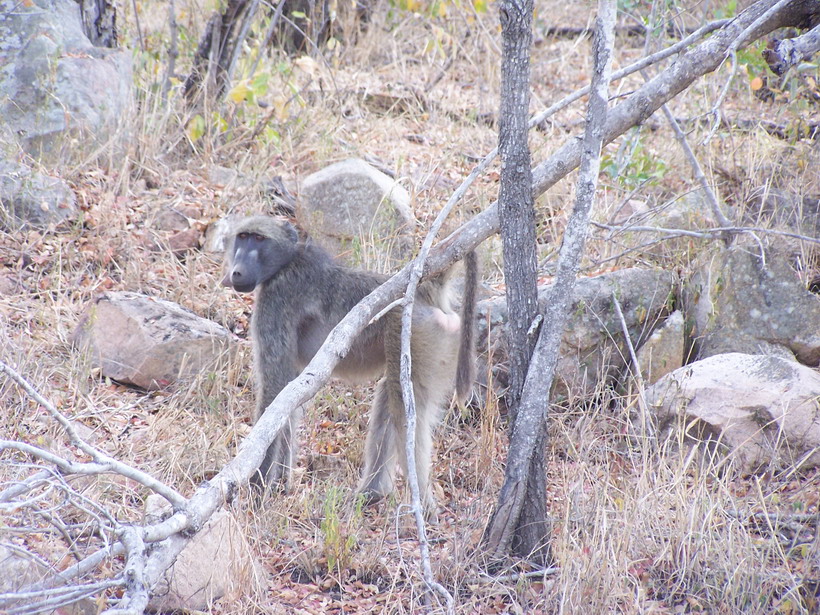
xmin=2 ymin=0 xmax=820 ymax=613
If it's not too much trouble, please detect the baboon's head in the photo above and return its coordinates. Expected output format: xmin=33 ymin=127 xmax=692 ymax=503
xmin=222 ymin=216 xmax=299 ymax=293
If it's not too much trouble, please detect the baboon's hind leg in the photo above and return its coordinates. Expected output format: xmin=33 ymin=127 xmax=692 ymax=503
xmin=357 ymin=378 xmax=397 ymax=504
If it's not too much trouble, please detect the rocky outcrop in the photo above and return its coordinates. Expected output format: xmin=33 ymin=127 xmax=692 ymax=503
xmin=0 ymin=158 xmax=76 ymax=228
xmin=478 ymin=267 xmax=677 ymax=399
xmin=144 ymin=495 xmax=266 ymax=611
xmin=646 ymin=353 xmax=820 ymax=472
xmin=0 ymin=0 xmax=133 ymax=164
xmin=685 ymin=247 xmax=820 ymax=365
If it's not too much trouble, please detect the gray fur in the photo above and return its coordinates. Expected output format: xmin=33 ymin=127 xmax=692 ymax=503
xmin=223 ymin=215 xmax=477 ymax=517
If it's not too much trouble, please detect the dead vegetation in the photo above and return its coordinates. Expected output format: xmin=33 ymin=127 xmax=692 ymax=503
xmin=2 ymin=0 xmax=820 ymax=613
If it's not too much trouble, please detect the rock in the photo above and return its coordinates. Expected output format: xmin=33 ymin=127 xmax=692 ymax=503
xmin=636 ymin=310 xmax=685 ymax=385
xmin=685 ymin=246 xmax=820 ymax=366
xmin=651 ymin=188 xmax=719 ymax=230
xmin=744 ymin=187 xmax=820 ymax=238
xmin=203 ymin=215 xmax=240 ymax=253
xmin=646 ymin=353 xmax=820 ymax=472
xmin=209 ymin=165 xmax=239 ymax=187
xmin=0 ymin=0 xmax=133 ymax=164
xmin=300 ymin=158 xmax=416 ymax=264
xmin=166 ymin=227 xmax=202 ymax=254
xmin=144 ymin=496 xmax=267 ymax=612
xmin=0 ymin=159 xmax=77 ymax=228
xmin=0 ymin=545 xmax=96 ymax=615
xmin=72 ymin=292 xmax=233 ymax=390
xmin=154 ymin=207 xmax=191 ymax=232
xmin=478 ymin=268 xmax=677 ymax=399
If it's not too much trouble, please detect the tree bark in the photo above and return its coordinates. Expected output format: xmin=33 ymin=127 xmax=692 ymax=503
xmin=78 ymin=0 xmax=117 ymax=47
xmin=483 ymin=0 xmax=617 ymax=564
xmin=763 ymin=22 xmax=820 ymax=74
xmin=183 ymin=0 xmax=253 ymax=101
xmin=491 ymin=0 xmax=552 ymax=566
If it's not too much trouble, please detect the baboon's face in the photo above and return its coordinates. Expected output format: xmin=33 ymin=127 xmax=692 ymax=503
xmin=222 ymin=220 xmax=298 ymax=292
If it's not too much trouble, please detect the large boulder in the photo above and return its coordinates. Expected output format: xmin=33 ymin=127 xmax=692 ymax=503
xmin=72 ymin=292 xmax=233 ymax=390
xmin=478 ymin=268 xmax=677 ymax=399
xmin=685 ymin=246 xmax=820 ymax=365
xmin=299 ymin=158 xmax=416 ymax=264
xmin=0 ymin=0 xmax=133 ymax=164
xmin=144 ymin=496 xmax=266 ymax=611
xmin=646 ymin=353 xmax=820 ymax=472
xmin=0 ymin=158 xmax=77 ymax=228
xmin=636 ymin=309 xmax=685 ymax=385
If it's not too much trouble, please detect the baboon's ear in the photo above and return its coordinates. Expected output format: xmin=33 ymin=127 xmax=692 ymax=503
xmin=281 ymin=220 xmax=299 ymax=244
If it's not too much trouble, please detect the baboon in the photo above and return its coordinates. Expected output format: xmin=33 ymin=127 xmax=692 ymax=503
xmin=222 ymin=215 xmax=477 ymax=517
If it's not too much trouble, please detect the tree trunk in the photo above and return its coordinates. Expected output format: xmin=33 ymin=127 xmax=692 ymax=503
xmin=78 ymin=0 xmax=117 ymax=47
xmin=482 ymin=0 xmax=617 ymax=567
xmin=482 ymin=0 xmax=551 ymax=567
xmin=184 ymin=0 xmax=254 ymax=101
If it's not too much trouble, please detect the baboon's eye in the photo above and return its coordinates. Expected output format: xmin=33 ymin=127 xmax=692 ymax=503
xmin=237 ymin=232 xmax=249 ymax=240
xmin=252 ymin=233 xmax=265 ymax=241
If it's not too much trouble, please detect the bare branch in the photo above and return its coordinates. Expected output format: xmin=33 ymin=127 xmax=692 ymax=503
xmin=661 ymin=105 xmax=733 ymax=232
xmin=730 ymin=0 xmax=794 ymax=53
xmin=764 ymin=22 xmax=820 ymax=74
xmin=100 ymin=526 xmax=148 ymax=615
xmin=0 ymin=361 xmax=187 ymax=508
xmin=593 ymin=221 xmax=820 ymax=245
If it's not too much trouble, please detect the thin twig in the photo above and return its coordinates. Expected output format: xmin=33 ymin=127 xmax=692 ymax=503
xmin=593 ymin=221 xmax=820 ymax=245
xmin=611 ymin=293 xmax=655 ymax=442
xmin=130 ymin=0 xmax=145 ymax=51
xmin=0 ymin=468 xmax=52 ymax=502
xmin=0 ymin=579 xmax=122 ymax=615
xmin=224 ymin=0 xmax=261 ymax=95
xmin=247 ymin=0 xmax=288 ymax=78
xmin=704 ymin=49 xmax=737 ymax=143
xmin=660 ymin=104 xmax=733 ymax=238
xmin=465 ymin=566 xmax=560 ymax=584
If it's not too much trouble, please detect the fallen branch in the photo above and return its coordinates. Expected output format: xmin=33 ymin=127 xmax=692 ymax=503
xmin=0 ymin=362 xmax=186 ymax=508
xmin=764 ymin=22 xmax=820 ymax=74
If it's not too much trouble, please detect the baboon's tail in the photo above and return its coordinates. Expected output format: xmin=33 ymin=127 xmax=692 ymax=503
xmin=455 ymin=251 xmax=478 ymax=401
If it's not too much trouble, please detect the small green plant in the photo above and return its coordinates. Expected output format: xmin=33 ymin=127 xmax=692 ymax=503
xmin=602 ymin=137 xmax=669 ymax=188
xmin=320 ymin=486 xmax=358 ymax=571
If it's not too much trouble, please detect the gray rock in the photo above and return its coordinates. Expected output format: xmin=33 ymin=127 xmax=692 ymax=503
xmin=0 ymin=158 xmax=76 ymax=228
xmin=651 ymin=188 xmax=720 ymax=230
xmin=203 ymin=214 xmax=240 ymax=253
xmin=478 ymin=268 xmax=677 ymax=399
xmin=72 ymin=292 xmax=233 ymax=391
xmin=0 ymin=0 xmax=133 ymax=164
xmin=685 ymin=246 xmax=820 ymax=366
xmin=300 ymin=158 xmax=416 ymax=264
xmin=646 ymin=353 xmax=820 ymax=472
xmin=636 ymin=309 xmax=685 ymax=385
